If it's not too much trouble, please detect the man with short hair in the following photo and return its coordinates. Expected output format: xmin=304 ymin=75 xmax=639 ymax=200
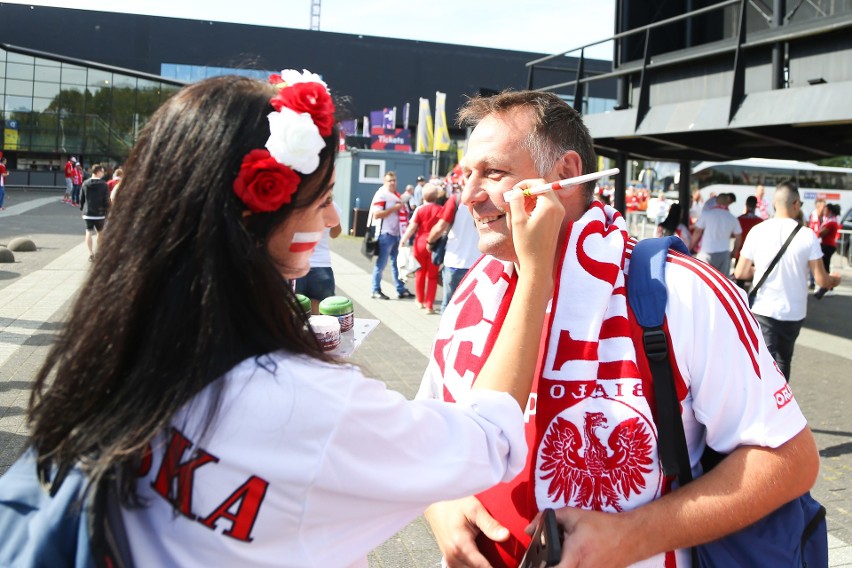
xmin=735 ymin=182 xmax=840 ymax=381
xmin=411 ymin=175 xmax=426 ymax=209
xmin=419 ymin=90 xmax=818 ymax=567
xmin=79 ymin=164 xmax=110 ymax=262
xmin=369 ymin=171 xmax=414 ymax=299
xmin=690 ymin=192 xmax=742 ymax=276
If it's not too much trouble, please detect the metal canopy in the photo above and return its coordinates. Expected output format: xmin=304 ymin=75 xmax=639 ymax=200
xmin=529 ymin=1 xmax=852 ymax=163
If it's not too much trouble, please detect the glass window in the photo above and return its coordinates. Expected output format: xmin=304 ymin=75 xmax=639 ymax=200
xmin=88 ymin=69 xmax=112 ymax=90
xmin=34 ymin=56 xmax=60 ymax=68
xmin=7 ymin=52 xmax=35 ymax=65
xmin=6 ymin=79 xmax=34 ymax=97
xmin=32 ymin=97 xmax=56 ymax=113
xmin=61 ymin=64 xmax=87 ymax=85
xmin=5 ymin=95 xmax=34 ymax=112
xmin=136 ymin=78 xmax=163 ymax=119
xmin=34 ymin=64 xmax=61 ymax=83
xmin=34 ymin=81 xmax=61 ymax=99
xmin=111 ymin=73 xmax=136 ymax=89
xmin=6 ymin=62 xmax=34 ymax=81
xmin=0 ymin=47 xmax=7 ymax=63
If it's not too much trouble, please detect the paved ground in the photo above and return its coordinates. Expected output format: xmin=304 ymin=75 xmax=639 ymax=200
xmin=1 ymin=187 xmax=851 ymax=566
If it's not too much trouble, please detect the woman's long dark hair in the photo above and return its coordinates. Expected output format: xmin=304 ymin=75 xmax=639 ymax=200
xmin=28 ymin=75 xmax=339 ymax=501
xmin=659 ymin=203 xmax=682 ymax=236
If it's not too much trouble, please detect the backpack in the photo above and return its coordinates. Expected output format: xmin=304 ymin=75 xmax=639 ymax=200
xmin=626 ymin=236 xmax=828 ymax=568
xmin=0 ymin=448 xmax=134 ymax=568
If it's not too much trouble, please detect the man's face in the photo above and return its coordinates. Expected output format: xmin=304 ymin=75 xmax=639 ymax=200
xmin=384 ymin=174 xmax=397 ymax=191
xmin=756 ymin=185 xmax=764 ymax=199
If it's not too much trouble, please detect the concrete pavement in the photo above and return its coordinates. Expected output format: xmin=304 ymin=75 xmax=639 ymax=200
xmin=1 ymin=188 xmax=851 ymax=566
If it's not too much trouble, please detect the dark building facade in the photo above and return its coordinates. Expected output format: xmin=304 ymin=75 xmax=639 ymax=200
xmin=0 ymin=3 xmax=615 ymax=172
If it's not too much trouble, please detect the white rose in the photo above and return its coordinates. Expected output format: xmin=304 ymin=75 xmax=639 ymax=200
xmin=278 ymin=69 xmax=329 ymax=91
xmin=266 ymin=108 xmax=326 ymax=175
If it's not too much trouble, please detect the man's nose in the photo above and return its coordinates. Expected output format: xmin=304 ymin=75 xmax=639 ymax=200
xmin=461 ymin=173 xmax=486 ymax=207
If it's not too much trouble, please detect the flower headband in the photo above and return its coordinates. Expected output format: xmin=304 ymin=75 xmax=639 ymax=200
xmin=233 ymin=69 xmax=336 ymax=213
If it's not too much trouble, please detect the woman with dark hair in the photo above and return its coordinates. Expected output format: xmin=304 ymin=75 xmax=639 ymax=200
xmin=20 ymin=71 xmax=564 ymax=565
xmin=655 ymin=202 xmax=691 ymax=246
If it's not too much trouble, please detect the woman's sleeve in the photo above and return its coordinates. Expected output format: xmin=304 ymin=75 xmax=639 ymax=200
xmin=308 ymin=367 xmax=526 ymax=511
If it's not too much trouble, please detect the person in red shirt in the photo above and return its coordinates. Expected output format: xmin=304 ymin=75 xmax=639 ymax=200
xmin=71 ymin=162 xmax=84 ymax=205
xmin=400 ymin=183 xmax=444 ymax=313
xmin=816 ymin=203 xmax=840 ymax=297
xmin=0 ymin=154 xmax=8 ymax=210
xmin=63 ymin=156 xmax=76 ymax=203
xmin=107 ymin=167 xmax=123 ymax=195
xmin=734 ymin=195 xmax=764 ymax=289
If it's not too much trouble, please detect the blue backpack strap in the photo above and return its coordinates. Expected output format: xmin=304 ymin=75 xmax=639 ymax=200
xmin=627 ymin=236 xmax=691 ymax=479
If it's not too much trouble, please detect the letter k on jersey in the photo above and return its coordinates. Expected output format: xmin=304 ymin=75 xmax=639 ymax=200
xmin=140 ymin=428 xmax=270 ymax=542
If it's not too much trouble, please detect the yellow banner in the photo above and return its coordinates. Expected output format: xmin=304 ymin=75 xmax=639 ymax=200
xmin=415 ymin=98 xmax=434 ymax=153
xmin=4 ymin=129 xmax=19 ymax=150
xmin=433 ymin=91 xmax=450 ymax=152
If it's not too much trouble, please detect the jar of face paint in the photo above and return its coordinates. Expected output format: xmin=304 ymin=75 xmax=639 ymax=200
xmin=296 ymin=293 xmax=312 ymax=315
xmin=308 ymin=314 xmax=340 ymax=352
xmin=318 ymin=296 xmax=354 ymax=333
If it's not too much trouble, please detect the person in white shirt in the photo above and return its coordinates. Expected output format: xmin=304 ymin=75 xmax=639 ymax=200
xmin=23 ymin=72 xmax=567 ymax=568
xmin=690 ymin=192 xmax=742 ymax=276
xmin=735 ymin=181 xmax=841 ymax=381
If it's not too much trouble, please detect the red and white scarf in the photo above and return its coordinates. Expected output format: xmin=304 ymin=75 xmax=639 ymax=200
xmin=420 ymin=202 xmax=666 ymax=566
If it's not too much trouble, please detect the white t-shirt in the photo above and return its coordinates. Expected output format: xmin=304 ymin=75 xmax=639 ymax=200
xmin=420 ymin=249 xmax=807 ymax=568
xmin=308 ymin=202 xmax=342 ymax=268
xmin=695 ymin=207 xmax=741 ymax=253
xmin=444 ymin=197 xmax=482 ymax=270
xmin=370 ymin=188 xmax=401 ymax=236
xmin=122 ymin=352 xmax=525 ymax=568
xmin=741 ymin=218 xmax=822 ymax=321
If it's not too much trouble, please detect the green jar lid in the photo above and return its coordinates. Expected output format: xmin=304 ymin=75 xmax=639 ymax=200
xmin=296 ymin=294 xmax=311 ymax=314
xmin=319 ymin=296 xmax=353 ymax=316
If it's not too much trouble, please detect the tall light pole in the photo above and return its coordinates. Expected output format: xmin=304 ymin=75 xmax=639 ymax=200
xmin=310 ymin=0 xmax=321 ymax=31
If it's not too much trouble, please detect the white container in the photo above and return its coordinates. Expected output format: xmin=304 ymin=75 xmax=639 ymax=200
xmin=309 ymin=315 xmax=340 ymax=352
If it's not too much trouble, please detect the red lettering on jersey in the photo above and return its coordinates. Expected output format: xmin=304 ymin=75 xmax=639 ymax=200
xmin=199 ymin=476 xmax=270 ymax=542
xmin=151 ymin=427 xmax=219 ymax=518
xmin=138 ymin=442 xmax=153 ymax=477
xmin=774 ymin=384 xmax=794 ymax=409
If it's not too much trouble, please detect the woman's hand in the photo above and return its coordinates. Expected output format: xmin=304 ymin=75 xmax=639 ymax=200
xmin=506 ymin=179 xmax=564 ymax=281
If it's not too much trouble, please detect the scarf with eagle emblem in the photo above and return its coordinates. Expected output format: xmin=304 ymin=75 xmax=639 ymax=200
xmin=418 ymin=201 xmax=675 ymax=567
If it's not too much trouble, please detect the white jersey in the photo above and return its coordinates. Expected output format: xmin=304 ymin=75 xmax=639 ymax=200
xmin=740 ymin=217 xmax=822 ymax=321
xmin=695 ymin=206 xmax=741 ymax=253
xmin=370 ymin=188 xmax=402 ymax=236
xmin=122 ymin=353 xmax=526 ymax=568
xmin=419 ymin=247 xmax=808 ymax=568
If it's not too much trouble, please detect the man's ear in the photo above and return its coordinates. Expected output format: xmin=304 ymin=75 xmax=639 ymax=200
xmin=554 ymin=150 xmax=583 ymax=180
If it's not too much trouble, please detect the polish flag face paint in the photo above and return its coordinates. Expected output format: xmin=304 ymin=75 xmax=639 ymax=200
xmin=289 ymin=231 xmax=323 ymax=253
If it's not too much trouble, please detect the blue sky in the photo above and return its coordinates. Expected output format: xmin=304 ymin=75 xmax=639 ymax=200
xmin=4 ymin=0 xmax=617 ymax=59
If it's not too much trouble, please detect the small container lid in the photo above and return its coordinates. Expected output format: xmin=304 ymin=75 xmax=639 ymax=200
xmin=319 ymin=296 xmax=353 ymax=316
xmin=309 ymin=314 xmax=340 ymax=333
xmin=296 ymin=294 xmax=311 ymax=313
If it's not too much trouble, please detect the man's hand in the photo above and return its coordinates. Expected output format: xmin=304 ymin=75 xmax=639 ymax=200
xmin=425 ymin=496 xmax=509 ymax=568
xmin=537 ymin=507 xmax=637 ymax=568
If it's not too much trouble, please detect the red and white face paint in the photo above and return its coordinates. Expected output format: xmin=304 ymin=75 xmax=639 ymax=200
xmin=289 ymin=231 xmax=323 ymax=253
xmin=267 ymin=183 xmax=339 ymax=280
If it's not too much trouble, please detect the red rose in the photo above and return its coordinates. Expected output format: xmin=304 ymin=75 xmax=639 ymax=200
xmin=268 ymin=73 xmax=283 ymax=86
xmin=270 ymin=82 xmax=335 ymax=137
xmin=233 ymin=149 xmax=301 ymax=213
